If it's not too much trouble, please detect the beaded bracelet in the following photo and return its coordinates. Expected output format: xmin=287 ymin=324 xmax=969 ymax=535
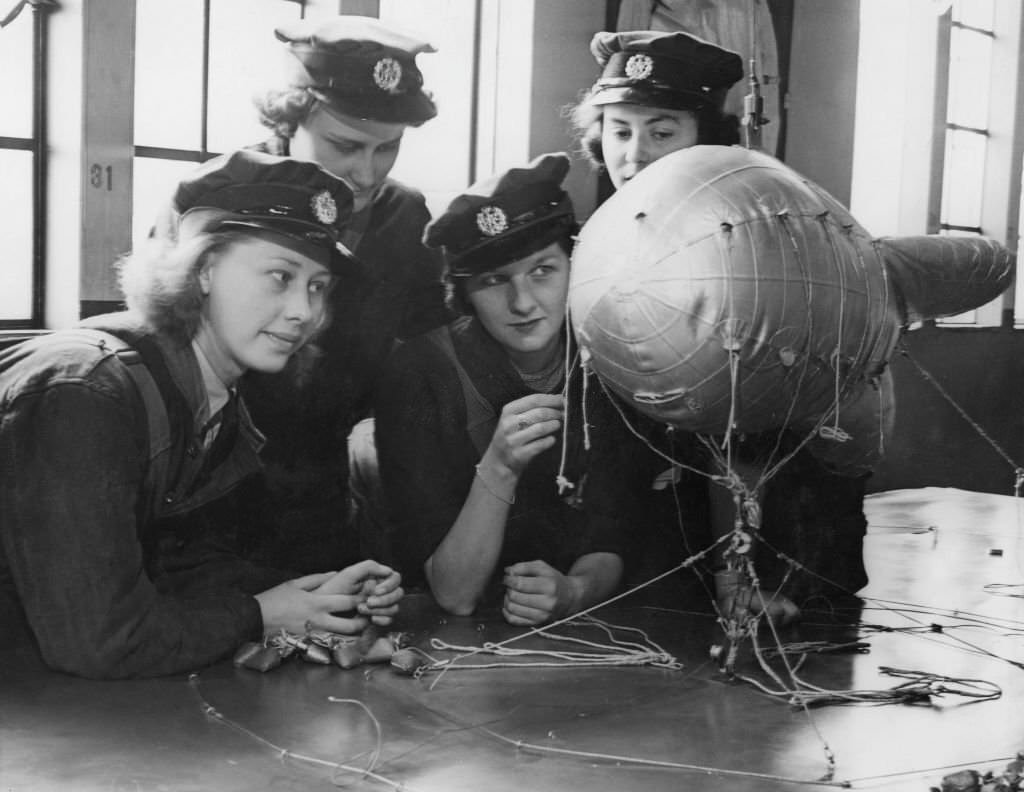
xmin=474 ymin=463 xmax=515 ymax=505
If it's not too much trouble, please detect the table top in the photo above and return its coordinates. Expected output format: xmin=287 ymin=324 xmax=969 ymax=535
xmin=4 ymin=486 xmax=1024 ymax=792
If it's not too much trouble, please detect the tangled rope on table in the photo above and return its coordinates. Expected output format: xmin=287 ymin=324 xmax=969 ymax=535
xmin=737 ymin=658 xmax=1002 ymax=709
xmin=390 ymin=615 xmax=682 ymax=679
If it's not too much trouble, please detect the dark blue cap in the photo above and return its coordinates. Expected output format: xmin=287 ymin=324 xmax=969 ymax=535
xmin=587 ymin=30 xmax=743 ymax=112
xmin=276 ymin=15 xmax=437 ymax=125
xmin=172 ymin=149 xmax=356 ymax=270
xmin=424 ymin=153 xmax=575 ymax=276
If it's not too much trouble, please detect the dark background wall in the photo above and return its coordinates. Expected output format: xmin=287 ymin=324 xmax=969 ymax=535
xmin=868 ymin=324 xmax=1024 ymax=495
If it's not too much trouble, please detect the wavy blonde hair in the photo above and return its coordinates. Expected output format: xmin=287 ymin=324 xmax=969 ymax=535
xmin=118 ymin=231 xmax=329 ymax=376
xmin=255 ymin=87 xmax=319 ymax=140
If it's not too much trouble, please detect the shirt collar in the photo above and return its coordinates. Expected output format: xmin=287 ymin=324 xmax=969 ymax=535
xmin=190 ymin=339 xmax=232 ymax=424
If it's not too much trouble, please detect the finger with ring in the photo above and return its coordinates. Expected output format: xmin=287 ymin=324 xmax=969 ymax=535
xmin=516 ymin=417 xmax=530 ymax=432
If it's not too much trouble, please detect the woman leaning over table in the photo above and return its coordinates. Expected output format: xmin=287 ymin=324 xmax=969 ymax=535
xmin=0 ymin=150 xmax=401 ymax=679
xmin=374 ymin=154 xmax=648 ymax=626
xmin=568 ymin=29 xmax=868 ymax=622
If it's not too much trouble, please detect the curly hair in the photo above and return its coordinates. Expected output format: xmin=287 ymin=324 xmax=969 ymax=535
xmin=118 ymin=233 xmax=224 ymax=343
xmin=255 ymin=87 xmax=318 ymax=140
xmin=565 ymin=90 xmax=740 ymax=169
xmin=118 ymin=231 xmax=331 ymax=375
xmin=255 ymin=85 xmax=434 ymax=138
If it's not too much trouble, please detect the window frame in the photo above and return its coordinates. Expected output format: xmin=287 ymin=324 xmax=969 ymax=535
xmin=851 ymin=0 xmax=1024 ymax=330
xmin=16 ymin=0 xmax=605 ymax=329
xmin=0 ymin=2 xmax=53 ymax=330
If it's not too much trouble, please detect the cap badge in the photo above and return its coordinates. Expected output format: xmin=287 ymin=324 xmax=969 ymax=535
xmin=310 ymin=190 xmax=338 ymax=225
xmin=625 ymin=53 xmax=654 ymax=81
xmin=372 ymin=57 xmax=403 ymax=94
xmin=475 ymin=205 xmax=509 ymax=237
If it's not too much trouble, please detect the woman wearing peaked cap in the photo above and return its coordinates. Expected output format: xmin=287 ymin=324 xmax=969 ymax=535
xmin=570 ymin=29 xmax=744 ymax=189
xmin=570 ymin=30 xmax=867 ymax=622
xmin=243 ymin=16 xmax=451 ymax=573
xmin=0 ymin=150 xmax=402 ymax=679
xmin=373 ymin=154 xmax=647 ymax=626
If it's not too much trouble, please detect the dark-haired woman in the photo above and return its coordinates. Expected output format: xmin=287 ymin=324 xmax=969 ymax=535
xmin=568 ymin=30 xmax=867 ymax=621
xmin=375 ymin=154 xmax=646 ymax=626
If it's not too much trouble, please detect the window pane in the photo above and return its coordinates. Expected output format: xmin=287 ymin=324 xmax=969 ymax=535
xmin=940 ymin=129 xmax=986 ymax=229
xmin=379 ymin=0 xmax=476 ymax=217
xmin=134 ymin=0 xmax=205 ymax=150
xmin=132 ymin=157 xmax=203 ymax=253
xmin=0 ymin=151 xmax=34 ymax=320
xmin=953 ymin=0 xmax=993 ymax=31
xmin=940 ymin=0 xmax=996 ymax=329
xmin=0 ymin=11 xmax=33 ymax=138
xmin=947 ymin=27 xmax=992 ymax=129
xmin=207 ymin=0 xmax=302 ymax=153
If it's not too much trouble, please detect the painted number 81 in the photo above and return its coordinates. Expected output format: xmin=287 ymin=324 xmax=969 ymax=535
xmin=90 ymin=163 xmax=113 ymax=191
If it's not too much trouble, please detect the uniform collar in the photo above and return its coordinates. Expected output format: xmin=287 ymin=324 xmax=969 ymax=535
xmin=154 ymin=332 xmax=264 ymax=453
xmin=190 ymin=339 xmax=232 ymax=424
xmin=76 ymin=311 xmax=265 ymax=453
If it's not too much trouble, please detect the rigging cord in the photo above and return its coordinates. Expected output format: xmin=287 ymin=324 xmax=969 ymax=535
xmin=190 ymin=485 xmax=1020 ymax=791
xmin=188 ymin=673 xmax=415 ymax=791
xmin=472 ymin=726 xmax=851 ymax=788
xmin=761 ymin=535 xmax=1024 ymax=672
xmin=897 ymin=343 xmax=1024 ymax=496
xmin=892 ymin=342 xmax=1024 ymax=588
xmin=175 ymin=2 xmax=1014 ymax=786
xmin=548 ymin=208 xmax=1021 ymax=779
xmin=554 ymin=293 xmax=581 ymax=495
xmin=737 ymin=654 xmax=1002 ymax=708
xmin=984 ymin=583 xmax=1024 ymax=598
xmin=206 ymin=10 xmax=1012 ymax=780
xmin=423 ymin=539 xmax=730 ymax=691
xmin=419 ymin=615 xmax=682 ymax=674
xmin=377 ymin=658 xmax=856 ymax=790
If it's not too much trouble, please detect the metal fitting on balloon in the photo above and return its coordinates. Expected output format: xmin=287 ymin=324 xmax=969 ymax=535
xmin=730 ymin=529 xmax=753 ymax=555
xmin=741 ymin=497 xmax=760 ymax=530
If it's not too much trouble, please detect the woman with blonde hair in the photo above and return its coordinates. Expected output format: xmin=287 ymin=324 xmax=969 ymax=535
xmin=0 ymin=150 xmax=402 ymax=679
